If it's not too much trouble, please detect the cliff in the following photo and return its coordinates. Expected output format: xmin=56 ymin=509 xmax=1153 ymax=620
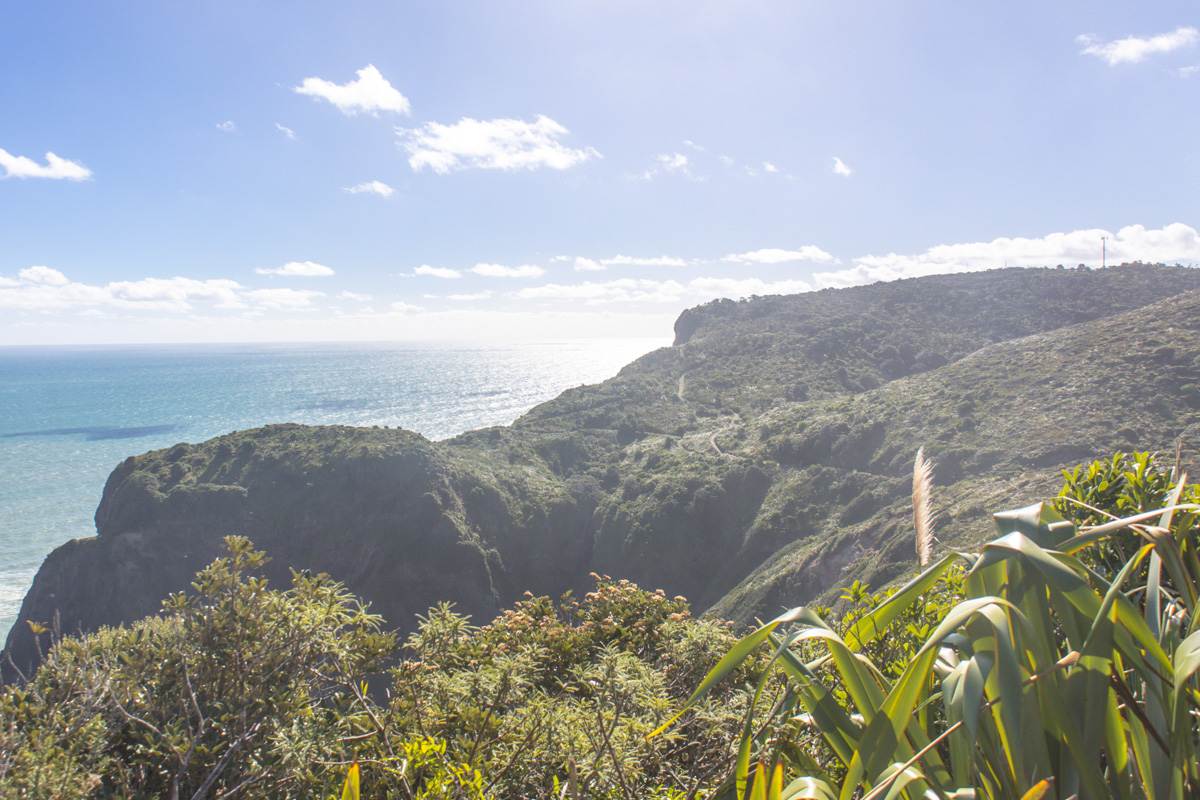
xmin=8 ymin=264 xmax=1200 ymax=677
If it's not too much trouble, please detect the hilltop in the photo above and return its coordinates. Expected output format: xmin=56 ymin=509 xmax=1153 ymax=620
xmin=7 ymin=263 xmax=1200 ymax=676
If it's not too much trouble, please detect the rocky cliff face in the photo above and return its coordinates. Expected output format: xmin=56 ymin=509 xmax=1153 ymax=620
xmin=8 ymin=264 xmax=1200 ymax=678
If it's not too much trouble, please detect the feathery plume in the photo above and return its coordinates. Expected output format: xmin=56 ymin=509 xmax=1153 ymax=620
xmin=913 ymin=447 xmax=935 ymax=566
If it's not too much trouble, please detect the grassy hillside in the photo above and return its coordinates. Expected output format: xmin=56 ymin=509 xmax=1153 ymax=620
xmin=7 ymin=264 xmax=1200 ymax=676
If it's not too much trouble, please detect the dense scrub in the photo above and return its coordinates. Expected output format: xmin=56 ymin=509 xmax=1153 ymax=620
xmin=1 ymin=549 xmax=767 ymax=797
xmin=6 ymin=450 xmax=1200 ymax=799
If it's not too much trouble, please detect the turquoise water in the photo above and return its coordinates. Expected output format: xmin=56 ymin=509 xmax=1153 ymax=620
xmin=0 ymin=339 xmax=662 ymax=639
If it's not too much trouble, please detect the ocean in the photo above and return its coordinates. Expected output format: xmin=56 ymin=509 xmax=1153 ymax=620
xmin=0 ymin=338 xmax=663 ymax=640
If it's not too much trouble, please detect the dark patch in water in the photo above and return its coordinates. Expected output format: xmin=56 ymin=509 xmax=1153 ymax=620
xmin=465 ymin=390 xmax=506 ymax=398
xmin=2 ymin=424 xmax=181 ymax=441
xmin=294 ymin=398 xmax=372 ymax=412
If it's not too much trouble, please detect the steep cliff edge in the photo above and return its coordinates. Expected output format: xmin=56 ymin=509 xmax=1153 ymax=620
xmin=8 ymin=264 xmax=1200 ymax=678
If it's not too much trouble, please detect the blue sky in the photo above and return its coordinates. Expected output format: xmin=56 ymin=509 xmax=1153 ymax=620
xmin=2 ymin=0 xmax=1198 ymax=344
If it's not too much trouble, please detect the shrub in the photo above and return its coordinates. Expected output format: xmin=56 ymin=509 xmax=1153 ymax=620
xmin=385 ymin=577 xmax=763 ymax=797
xmin=1 ymin=552 xmax=760 ymax=798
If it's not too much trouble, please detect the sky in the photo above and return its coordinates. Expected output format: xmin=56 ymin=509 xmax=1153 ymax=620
xmin=1 ymin=0 xmax=1199 ymax=345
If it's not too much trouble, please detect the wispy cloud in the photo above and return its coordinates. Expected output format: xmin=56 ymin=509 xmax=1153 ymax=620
xmin=294 ymin=64 xmax=411 ymax=115
xmin=640 ymin=152 xmax=697 ymax=181
xmin=682 ymin=146 xmax=787 ymax=179
xmin=573 ymin=254 xmax=688 ymax=271
xmin=216 ymin=120 xmax=237 ymax=133
xmin=275 ymin=122 xmax=297 ymax=140
xmin=832 ymin=156 xmax=853 ymax=177
xmin=412 ymin=265 xmax=462 ymax=279
xmin=0 ymin=268 xmax=325 ymax=313
xmin=344 ymin=180 xmax=395 ymax=198
xmin=339 ymin=290 xmax=371 ymax=302
xmin=242 ymin=288 xmax=324 ymax=309
xmin=470 ymin=263 xmax=545 ymax=278
xmin=0 ymin=148 xmax=92 ymax=181
xmin=723 ymin=247 xmax=835 ymax=265
xmin=255 ymin=260 xmax=336 ymax=277
xmin=517 ymin=276 xmax=812 ymax=305
xmin=1077 ymin=26 xmax=1198 ymax=65
xmin=514 ymin=224 xmax=1200 ymax=306
xmin=399 ymin=115 xmax=599 ymax=173
xmin=518 ymin=278 xmax=687 ymax=303
xmin=812 ymin=223 xmax=1200 ymax=289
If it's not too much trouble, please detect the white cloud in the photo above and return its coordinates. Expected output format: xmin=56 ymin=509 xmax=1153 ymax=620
xmin=339 ymin=290 xmax=371 ymax=302
xmin=606 ymin=254 xmax=688 ymax=267
xmin=275 ymin=123 xmax=297 ymax=140
xmin=640 ymin=152 xmax=695 ymax=180
xmin=242 ymin=288 xmax=323 ymax=309
xmin=762 ymin=161 xmax=779 ymax=173
xmin=572 ymin=254 xmax=688 ymax=271
xmin=19 ymin=266 xmax=70 ymax=286
xmin=412 ymin=265 xmax=462 ymax=279
xmin=399 ymin=115 xmax=599 ymax=173
xmin=1078 ymin=26 xmax=1198 ymax=65
xmin=718 ymin=154 xmax=735 ymax=167
xmin=517 ymin=276 xmax=812 ymax=306
xmin=574 ymin=257 xmax=605 ymax=272
xmin=832 ymin=156 xmax=853 ymax=177
xmin=518 ymin=279 xmax=687 ymax=304
xmin=723 ymin=247 xmax=835 ymax=265
xmin=0 ymin=269 xmax=254 ymax=313
xmin=0 ymin=148 xmax=92 ymax=181
xmin=344 ymin=180 xmax=395 ymax=198
xmin=470 ymin=263 xmax=545 ymax=278
xmin=1179 ymin=65 xmax=1200 ymax=77
xmin=515 ymin=223 xmax=1200 ymax=307
xmin=445 ymin=291 xmax=492 ymax=301
xmin=813 ymin=222 xmax=1200 ymax=289
xmin=689 ymin=276 xmax=812 ymax=297
xmin=658 ymin=153 xmax=688 ymax=171
xmin=294 ymin=64 xmax=411 ymax=116
xmin=390 ymin=301 xmax=423 ymax=313
xmin=216 ymin=120 xmax=237 ymax=133
xmin=106 ymin=278 xmax=245 ymax=309
xmin=255 ymin=260 xmax=336 ymax=277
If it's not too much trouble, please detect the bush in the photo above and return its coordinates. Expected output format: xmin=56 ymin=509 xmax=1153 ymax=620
xmin=385 ymin=577 xmax=762 ymax=797
xmin=0 ymin=537 xmax=446 ymax=798
xmin=1 ymin=552 xmax=761 ymax=797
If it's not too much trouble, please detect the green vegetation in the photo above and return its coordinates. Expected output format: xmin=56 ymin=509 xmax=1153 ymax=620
xmin=12 ymin=265 xmax=1200 ymax=678
xmin=10 ymin=264 xmax=1200 ymax=796
xmin=1 ymin=544 xmax=761 ymax=797
xmin=659 ymin=451 xmax=1200 ymax=798
xmin=13 ymin=452 xmax=1199 ymax=798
